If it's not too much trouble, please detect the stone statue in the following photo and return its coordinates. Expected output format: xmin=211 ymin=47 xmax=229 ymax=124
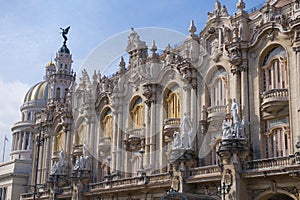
xmin=240 ymin=117 xmax=246 ymax=138
xmin=59 ymin=148 xmax=64 ymax=167
xmin=50 ymin=161 xmax=58 ymax=175
xmin=222 ymin=120 xmax=231 ymax=139
xmin=83 ymin=143 xmax=87 ymax=158
xmin=231 ymin=99 xmax=240 ymax=123
xmin=73 ymin=156 xmax=81 ymax=170
xmin=181 ymin=113 xmax=192 ymax=135
xmin=173 ymin=131 xmax=182 ymax=149
xmin=60 ymin=26 xmax=70 ymax=45
xmin=80 ymin=155 xmax=84 ymax=169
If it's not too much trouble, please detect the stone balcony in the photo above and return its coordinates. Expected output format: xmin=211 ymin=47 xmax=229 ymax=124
xmin=261 ymin=88 xmax=289 ymax=115
xmin=241 ymin=155 xmax=300 ymax=178
xmin=72 ymin=144 xmax=83 ymax=157
xmin=98 ymin=137 xmax=111 ymax=156
xmin=124 ymin=128 xmax=145 ymax=152
xmin=207 ymin=105 xmax=226 ymax=122
xmin=163 ymin=118 xmax=181 ymax=142
xmin=87 ymin=173 xmax=171 ymax=196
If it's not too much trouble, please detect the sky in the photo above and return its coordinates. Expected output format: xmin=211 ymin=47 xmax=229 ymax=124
xmin=0 ymin=0 xmax=264 ymax=162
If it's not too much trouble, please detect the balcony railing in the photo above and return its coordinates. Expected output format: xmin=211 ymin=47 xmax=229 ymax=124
xmin=261 ymin=88 xmax=289 ymax=114
xmin=261 ymin=88 xmax=288 ymax=100
xmin=207 ymin=105 xmax=226 ymax=120
xmin=98 ymin=137 xmax=111 ymax=153
xmin=89 ymin=173 xmax=170 ymax=191
xmin=128 ymin=128 xmax=145 ymax=138
xmin=243 ymin=156 xmax=294 ymax=171
xmin=163 ymin=118 xmax=181 ymax=139
xmin=188 ymin=165 xmax=220 ymax=177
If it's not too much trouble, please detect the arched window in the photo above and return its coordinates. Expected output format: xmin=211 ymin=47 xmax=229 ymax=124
xmin=263 ymin=118 xmax=290 ymax=158
xmin=130 ymin=97 xmax=144 ymax=128
xmin=208 ymin=67 xmax=227 ymax=107
xmin=102 ymin=109 xmax=113 ymax=138
xmin=260 ymin=46 xmax=290 ymax=158
xmin=165 ymin=85 xmax=181 ymax=119
xmin=261 ymin=46 xmax=287 ymax=91
xmin=130 ymin=152 xmax=141 ymax=176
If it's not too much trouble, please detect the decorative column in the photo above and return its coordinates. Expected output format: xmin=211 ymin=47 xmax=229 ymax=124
xmin=181 ymin=83 xmax=191 ymax=116
xmin=18 ymin=132 xmax=22 ymax=150
xmin=111 ymin=110 xmax=118 ymax=172
xmin=22 ymin=132 xmax=27 ymax=150
xmin=28 ymin=132 xmax=33 ymax=150
xmin=116 ymin=110 xmax=123 ymax=175
xmin=293 ymin=30 xmax=300 ymax=149
xmin=142 ymin=83 xmax=158 ymax=172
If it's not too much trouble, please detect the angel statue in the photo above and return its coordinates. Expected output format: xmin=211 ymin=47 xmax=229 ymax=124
xmin=60 ymin=26 xmax=70 ymax=45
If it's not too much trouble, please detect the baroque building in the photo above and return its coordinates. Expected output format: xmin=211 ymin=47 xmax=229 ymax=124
xmin=1 ymin=0 xmax=299 ymax=199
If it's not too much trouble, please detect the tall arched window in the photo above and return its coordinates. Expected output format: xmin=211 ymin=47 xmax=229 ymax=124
xmin=130 ymin=97 xmax=144 ymax=128
xmin=263 ymin=119 xmax=290 ymax=158
xmin=165 ymin=85 xmax=181 ymax=119
xmin=208 ymin=67 xmax=227 ymax=107
xmin=260 ymin=46 xmax=290 ymax=158
xmin=102 ymin=109 xmax=113 ymax=138
xmin=261 ymin=46 xmax=287 ymax=91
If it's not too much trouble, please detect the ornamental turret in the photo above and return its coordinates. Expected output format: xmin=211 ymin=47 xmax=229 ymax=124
xmin=48 ymin=26 xmax=76 ymax=104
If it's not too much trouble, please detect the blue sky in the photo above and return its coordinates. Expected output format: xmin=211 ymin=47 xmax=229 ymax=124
xmin=0 ymin=0 xmax=264 ymax=161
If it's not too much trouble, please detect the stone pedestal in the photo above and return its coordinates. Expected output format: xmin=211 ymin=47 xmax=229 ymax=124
xmin=218 ymin=138 xmax=249 ymax=200
xmin=168 ymin=148 xmax=196 ymax=193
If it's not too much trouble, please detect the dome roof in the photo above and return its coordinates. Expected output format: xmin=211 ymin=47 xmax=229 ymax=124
xmin=46 ymin=61 xmax=55 ymax=68
xmin=23 ymin=81 xmax=48 ymax=104
xmin=59 ymin=44 xmax=70 ymax=54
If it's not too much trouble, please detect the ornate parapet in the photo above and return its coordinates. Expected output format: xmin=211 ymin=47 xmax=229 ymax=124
xmin=260 ymin=88 xmax=289 ymax=118
xmin=163 ymin=118 xmax=181 ymax=143
xmin=124 ymin=128 xmax=145 ymax=152
xmin=207 ymin=105 xmax=227 ymax=122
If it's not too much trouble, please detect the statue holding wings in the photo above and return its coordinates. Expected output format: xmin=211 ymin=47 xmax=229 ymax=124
xmin=60 ymin=26 xmax=70 ymax=45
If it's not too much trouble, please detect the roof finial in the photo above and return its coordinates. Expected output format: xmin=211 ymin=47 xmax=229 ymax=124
xmin=119 ymin=56 xmax=126 ymax=71
xmin=188 ymin=20 xmax=197 ymax=36
xmin=236 ymin=0 xmax=245 ymax=12
xmin=151 ymin=40 xmax=157 ymax=53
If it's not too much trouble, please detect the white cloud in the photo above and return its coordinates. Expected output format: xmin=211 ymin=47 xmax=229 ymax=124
xmin=0 ymin=80 xmax=29 ymax=162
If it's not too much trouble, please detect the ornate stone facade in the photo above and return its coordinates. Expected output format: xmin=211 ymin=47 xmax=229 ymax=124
xmin=3 ymin=0 xmax=300 ymax=200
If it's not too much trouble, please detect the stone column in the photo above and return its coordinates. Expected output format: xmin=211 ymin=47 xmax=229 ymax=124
xmin=111 ymin=110 xmax=118 ymax=172
xmin=28 ymin=132 xmax=32 ymax=150
xmin=183 ymin=84 xmax=191 ymax=115
xmin=22 ymin=132 xmax=27 ymax=150
xmin=293 ymin=43 xmax=300 ymax=150
xmin=11 ymin=133 xmax=16 ymax=151
xmin=18 ymin=132 xmax=22 ymax=150
xmin=144 ymin=103 xmax=150 ymax=168
xmin=150 ymin=100 xmax=156 ymax=171
xmin=191 ymin=84 xmax=197 ymax=148
xmin=116 ymin=110 xmax=123 ymax=173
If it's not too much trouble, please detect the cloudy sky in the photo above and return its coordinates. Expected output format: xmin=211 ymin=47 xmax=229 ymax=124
xmin=0 ymin=0 xmax=263 ymax=161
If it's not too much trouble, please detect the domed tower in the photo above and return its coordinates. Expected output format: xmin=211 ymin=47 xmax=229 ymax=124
xmin=10 ymin=65 xmax=49 ymax=160
xmin=48 ymin=27 xmax=75 ymax=104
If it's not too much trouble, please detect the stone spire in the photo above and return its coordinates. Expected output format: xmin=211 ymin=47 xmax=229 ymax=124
xmin=118 ymin=56 xmax=126 ymax=72
xmin=236 ymin=0 xmax=246 ymax=12
xmin=188 ymin=20 xmax=197 ymax=37
xmin=148 ymin=40 xmax=159 ymax=63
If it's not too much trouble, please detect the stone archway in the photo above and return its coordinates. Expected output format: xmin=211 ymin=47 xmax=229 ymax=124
xmin=256 ymin=191 xmax=297 ymax=200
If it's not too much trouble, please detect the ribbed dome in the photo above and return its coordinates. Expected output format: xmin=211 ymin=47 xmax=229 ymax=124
xmin=23 ymin=81 xmax=48 ymax=104
xmin=59 ymin=44 xmax=70 ymax=54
